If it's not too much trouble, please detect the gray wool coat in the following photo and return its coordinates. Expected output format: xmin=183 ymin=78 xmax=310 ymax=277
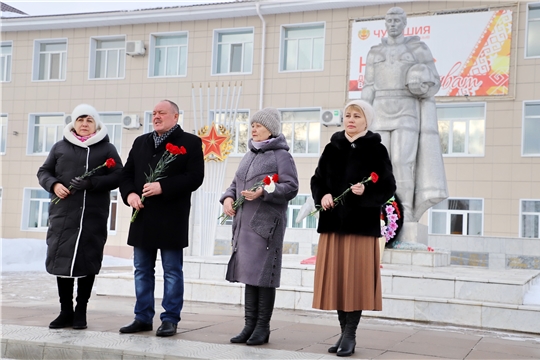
xmin=220 ymin=134 xmax=298 ymax=288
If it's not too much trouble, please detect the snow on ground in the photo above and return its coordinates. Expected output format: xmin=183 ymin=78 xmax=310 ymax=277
xmin=1 ymin=238 xmax=539 ymax=305
xmin=1 ymin=238 xmax=132 ymax=273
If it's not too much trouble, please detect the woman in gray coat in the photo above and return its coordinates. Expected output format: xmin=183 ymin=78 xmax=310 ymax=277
xmin=220 ymin=108 xmax=298 ymax=346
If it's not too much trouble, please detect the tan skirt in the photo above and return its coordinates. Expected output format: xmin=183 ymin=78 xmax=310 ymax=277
xmin=312 ymin=233 xmax=382 ymax=311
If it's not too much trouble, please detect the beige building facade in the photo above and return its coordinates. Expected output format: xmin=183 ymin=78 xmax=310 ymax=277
xmin=1 ymin=1 xmax=539 ymax=259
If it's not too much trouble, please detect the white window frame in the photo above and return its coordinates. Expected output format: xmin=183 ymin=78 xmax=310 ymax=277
xmin=99 ymin=112 xmax=123 ymax=154
xmin=89 ymin=35 xmax=126 ymax=80
xmin=0 ymin=41 xmax=13 ymax=82
xmin=286 ymin=194 xmax=317 ymax=229
xmin=428 ymin=198 xmax=484 ymax=236
xmin=0 ymin=113 xmax=7 ymax=155
xmin=209 ymin=109 xmax=250 ymax=155
xmin=27 ymin=113 xmax=65 ymax=155
xmin=520 ymin=199 xmax=540 ymax=238
xmin=525 ymin=2 xmax=540 ymax=59
xmin=279 ymin=107 xmax=321 ymax=157
xmin=211 ymin=27 xmax=254 ymax=75
xmin=522 ymin=101 xmax=540 ymax=156
xmin=437 ymin=102 xmax=486 ymax=157
xmin=21 ymin=188 xmax=50 ymax=231
xmin=32 ymin=38 xmax=67 ymax=81
xmin=143 ymin=110 xmax=184 ymax=134
xmin=148 ymin=32 xmax=189 ymax=78
xmin=108 ymin=189 xmax=119 ymax=234
xmin=279 ymin=22 xmax=325 ymax=73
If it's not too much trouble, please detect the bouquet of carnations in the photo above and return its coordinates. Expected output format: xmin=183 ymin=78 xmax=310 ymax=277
xmin=218 ymin=173 xmax=278 ymax=225
xmin=130 ymin=143 xmax=187 ymax=223
xmin=51 ymin=158 xmax=116 ymax=204
xmin=309 ymin=172 xmax=378 ymax=216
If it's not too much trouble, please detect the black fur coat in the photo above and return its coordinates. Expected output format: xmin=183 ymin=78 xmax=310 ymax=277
xmin=311 ymin=130 xmax=396 ymax=237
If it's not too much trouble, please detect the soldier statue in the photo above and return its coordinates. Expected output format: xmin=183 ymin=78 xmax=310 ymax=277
xmin=362 ymin=7 xmax=448 ymax=241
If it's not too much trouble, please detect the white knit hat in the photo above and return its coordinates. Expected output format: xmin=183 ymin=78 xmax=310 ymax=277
xmin=250 ymin=107 xmax=281 ymax=137
xmin=343 ymin=100 xmax=375 ymax=129
xmin=71 ymin=104 xmax=100 ymax=124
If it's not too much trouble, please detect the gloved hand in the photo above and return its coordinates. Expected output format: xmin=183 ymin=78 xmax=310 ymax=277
xmin=70 ymin=177 xmax=92 ymax=191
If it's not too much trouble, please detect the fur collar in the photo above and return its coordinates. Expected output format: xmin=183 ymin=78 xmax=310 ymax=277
xmin=63 ymin=122 xmax=108 ymax=148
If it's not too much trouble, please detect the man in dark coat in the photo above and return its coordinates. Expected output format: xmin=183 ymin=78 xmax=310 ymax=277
xmin=119 ymin=100 xmax=204 ymax=337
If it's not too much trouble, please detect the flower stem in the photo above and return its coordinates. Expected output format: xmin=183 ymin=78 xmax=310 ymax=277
xmin=130 ymin=195 xmax=146 ymax=223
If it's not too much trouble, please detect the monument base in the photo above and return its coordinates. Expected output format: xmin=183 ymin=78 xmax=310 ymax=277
xmin=397 ymin=222 xmax=428 ymax=244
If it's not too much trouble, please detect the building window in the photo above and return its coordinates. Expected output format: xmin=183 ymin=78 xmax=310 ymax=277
xmin=523 ymin=102 xmax=540 ymax=156
xmin=280 ymin=109 xmax=321 ymax=155
xmin=0 ymin=114 xmax=7 ymax=154
xmin=526 ymin=3 xmax=540 ymax=58
xmin=99 ymin=113 xmax=122 ymax=154
xmin=0 ymin=42 xmax=12 ymax=82
xmin=33 ymin=39 xmax=67 ymax=81
xmin=22 ymin=188 xmax=50 ymax=231
xmin=210 ymin=110 xmax=249 ymax=154
xmin=429 ymin=198 xmax=483 ymax=236
xmin=149 ymin=33 xmax=188 ymax=77
xmin=280 ymin=23 xmax=325 ymax=71
xmin=212 ymin=28 xmax=253 ymax=75
xmin=143 ymin=110 xmax=184 ymax=134
xmin=108 ymin=190 xmax=118 ymax=233
xmin=28 ymin=114 xmax=64 ymax=155
xmin=521 ymin=200 xmax=540 ymax=238
xmin=90 ymin=37 xmax=125 ymax=79
xmin=437 ymin=103 xmax=485 ymax=156
xmin=286 ymin=195 xmax=317 ymax=229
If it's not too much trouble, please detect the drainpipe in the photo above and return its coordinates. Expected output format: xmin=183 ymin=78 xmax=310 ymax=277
xmin=256 ymin=2 xmax=266 ymax=110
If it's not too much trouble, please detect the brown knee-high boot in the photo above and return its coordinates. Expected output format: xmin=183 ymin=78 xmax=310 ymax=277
xmin=49 ymin=277 xmax=74 ymax=329
xmin=230 ymin=285 xmax=259 ymax=343
xmin=328 ymin=310 xmax=347 ymax=353
xmin=336 ymin=311 xmax=362 ymax=357
xmin=73 ymin=275 xmax=95 ymax=330
xmin=246 ymin=286 xmax=275 ymax=345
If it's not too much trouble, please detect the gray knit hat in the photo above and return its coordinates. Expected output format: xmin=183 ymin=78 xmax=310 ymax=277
xmin=250 ymin=107 xmax=281 ymax=137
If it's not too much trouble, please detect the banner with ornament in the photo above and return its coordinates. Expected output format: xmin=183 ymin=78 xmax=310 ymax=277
xmin=190 ymin=82 xmax=242 ymax=256
xmin=348 ymin=9 xmax=513 ymax=98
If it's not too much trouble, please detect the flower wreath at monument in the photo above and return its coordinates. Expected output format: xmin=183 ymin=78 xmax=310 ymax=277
xmin=381 ymin=194 xmax=404 ymax=248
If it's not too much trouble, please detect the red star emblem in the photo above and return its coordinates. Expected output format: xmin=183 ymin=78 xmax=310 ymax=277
xmin=200 ymin=125 xmax=228 ymax=159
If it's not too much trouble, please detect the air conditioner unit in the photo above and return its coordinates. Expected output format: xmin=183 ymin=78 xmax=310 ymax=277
xmin=122 ymin=114 xmax=140 ymax=129
xmin=126 ymin=40 xmax=145 ymax=56
xmin=320 ymin=109 xmax=342 ymax=126
xmin=64 ymin=114 xmax=72 ymax=125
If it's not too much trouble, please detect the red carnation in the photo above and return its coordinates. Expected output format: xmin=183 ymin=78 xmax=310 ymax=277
xmin=166 ymin=143 xmax=183 ymax=155
xmin=179 ymin=146 xmax=187 ymax=155
xmin=370 ymin=172 xmax=379 ymax=183
xmin=392 ymin=201 xmax=401 ymax=219
xmin=272 ymin=174 xmax=279 ymax=183
xmin=263 ymin=176 xmax=272 ymax=186
xmin=105 ymin=158 xmax=116 ymax=168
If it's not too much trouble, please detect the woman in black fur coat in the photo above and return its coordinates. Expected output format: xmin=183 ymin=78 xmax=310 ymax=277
xmin=311 ymin=99 xmax=396 ymax=357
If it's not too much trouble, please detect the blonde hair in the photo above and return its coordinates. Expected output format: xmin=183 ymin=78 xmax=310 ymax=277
xmin=345 ymin=104 xmax=365 ymax=117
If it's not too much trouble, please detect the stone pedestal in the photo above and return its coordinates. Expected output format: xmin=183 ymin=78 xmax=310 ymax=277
xmin=397 ymin=222 xmax=428 ymax=244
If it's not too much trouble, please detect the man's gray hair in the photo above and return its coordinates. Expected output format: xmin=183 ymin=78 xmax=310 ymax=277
xmin=162 ymin=99 xmax=180 ymax=115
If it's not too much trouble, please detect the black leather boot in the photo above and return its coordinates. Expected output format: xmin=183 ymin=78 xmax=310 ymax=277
xmin=73 ymin=275 xmax=95 ymax=330
xmin=246 ymin=286 xmax=275 ymax=345
xmin=49 ymin=277 xmax=74 ymax=329
xmin=231 ymin=285 xmax=259 ymax=343
xmin=328 ymin=310 xmax=347 ymax=353
xmin=337 ymin=311 xmax=362 ymax=357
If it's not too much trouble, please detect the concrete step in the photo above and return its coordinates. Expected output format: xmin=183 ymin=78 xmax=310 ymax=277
xmin=95 ymin=255 xmax=540 ymax=334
